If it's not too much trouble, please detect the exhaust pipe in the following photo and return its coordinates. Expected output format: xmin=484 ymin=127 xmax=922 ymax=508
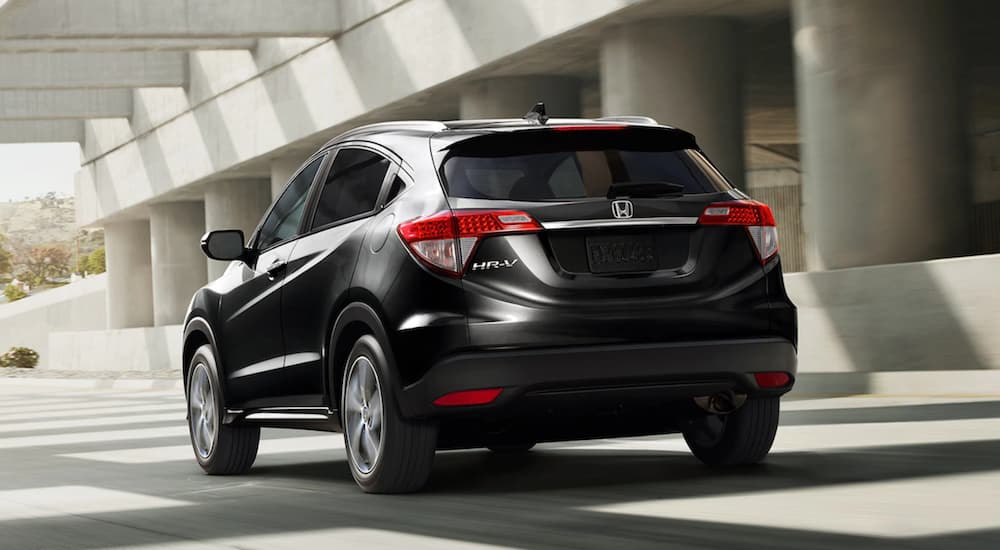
xmin=693 ymin=391 xmax=747 ymax=415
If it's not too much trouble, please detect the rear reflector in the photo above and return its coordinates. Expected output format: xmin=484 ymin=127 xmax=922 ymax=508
xmin=753 ymin=372 xmax=791 ymax=388
xmin=433 ymin=388 xmax=503 ymax=407
xmin=398 ymin=210 xmax=541 ymax=277
xmin=699 ymin=200 xmax=779 ymax=264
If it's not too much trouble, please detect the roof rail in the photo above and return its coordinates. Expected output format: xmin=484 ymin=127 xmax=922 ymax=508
xmin=596 ymin=116 xmax=658 ymax=125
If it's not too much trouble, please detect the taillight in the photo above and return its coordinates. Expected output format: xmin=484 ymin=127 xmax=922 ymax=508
xmin=397 ymin=210 xmax=541 ymax=277
xmin=698 ymin=200 xmax=779 ymax=264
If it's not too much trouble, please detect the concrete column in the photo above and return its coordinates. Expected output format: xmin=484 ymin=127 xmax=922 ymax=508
xmin=270 ymin=157 xmax=301 ymax=200
xmin=793 ymin=0 xmax=968 ymax=269
xmin=601 ymin=18 xmax=745 ymax=188
xmin=460 ymin=76 xmax=581 ymax=119
xmin=204 ymin=179 xmax=271 ymax=280
xmin=149 ymin=202 xmax=207 ymax=326
xmin=104 ymin=220 xmax=153 ymax=329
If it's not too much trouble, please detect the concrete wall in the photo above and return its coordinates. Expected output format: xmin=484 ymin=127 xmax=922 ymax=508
xmin=47 ymin=325 xmax=181 ymax=373
xmin=787 ymin=253 xmax=1000 ymax=393
xmin=0 ymin=274 xmax=107 ymax=368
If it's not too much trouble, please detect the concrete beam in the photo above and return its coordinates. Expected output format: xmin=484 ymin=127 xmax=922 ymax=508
xmin=0 ymin=119 xmax=83 ymax=142
xmin=0 ymin=37 xmax=257 ymax=53
xmin=76 ymin=0 xmax=650 ymax=225
xmin=0 ymin=0 xmax=340 ymax=39
xmin=0 ymin=52 xmax=187 ymax=89
xmin=0 ymin=89 xmax=132 ymax=120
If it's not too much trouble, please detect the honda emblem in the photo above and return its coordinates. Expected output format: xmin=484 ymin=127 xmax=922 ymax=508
xmin=611 ymin=199 xmax=634 ymax=219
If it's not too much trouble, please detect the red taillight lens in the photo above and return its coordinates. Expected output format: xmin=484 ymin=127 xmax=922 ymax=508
xmin=397 ymin=210 xmax=541 ymax=276
xmin=433 ymin=388 xmax=503 ymax=407
xmin=699 ymin=200 xmax=779 ymax=264
xmin=754 ymin=372 xmax=791 ymax=388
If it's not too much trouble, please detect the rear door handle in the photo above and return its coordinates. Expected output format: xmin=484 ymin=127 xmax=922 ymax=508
xmin=265 ymin=259 xmax=287 ymax=280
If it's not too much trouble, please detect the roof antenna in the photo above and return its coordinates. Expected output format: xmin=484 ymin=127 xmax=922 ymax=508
xmin=523 ymin=102 xmax=548 ymax=125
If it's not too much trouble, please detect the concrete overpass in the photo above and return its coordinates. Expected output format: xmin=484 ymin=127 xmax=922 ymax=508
xmin=1 ymin=0 xmax=999 ymax=375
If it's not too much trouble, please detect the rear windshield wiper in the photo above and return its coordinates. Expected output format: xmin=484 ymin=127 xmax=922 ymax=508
xmin=607 ymin=181 xmax=686 ymax=199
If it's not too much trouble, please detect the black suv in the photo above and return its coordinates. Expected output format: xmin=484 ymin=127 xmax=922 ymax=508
xmin=184 ymin=111 xmax=797 ymax=493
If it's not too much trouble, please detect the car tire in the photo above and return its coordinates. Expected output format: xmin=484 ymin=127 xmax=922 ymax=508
xmin=683 ymin=397 xmax=779 ymax=466
xmin=186 ymin=344 xmax=260 ymax=475
xmin=487 ymin=442 xmax=536 ymax=454
xmin=341 ymin=335 xmax=437 ymax=493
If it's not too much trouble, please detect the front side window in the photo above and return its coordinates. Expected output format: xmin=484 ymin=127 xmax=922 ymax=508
xmin=311 ymin=148 xmax=389 ymax=229
xmin=257 ymin=156 xmax=323 ymax=250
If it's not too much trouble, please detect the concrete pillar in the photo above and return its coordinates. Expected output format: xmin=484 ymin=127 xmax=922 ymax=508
xmin=104 ymin=220 xmax=153 ymax=329
xmin=149 ymin=202 xmax=207 ymax=326
xmin=601 ymin=18 xmax=745 ymax=188
xmin=204 ymin=179 xmax=271 ymax=280
xmin=460 ymin=76 xmax=581 ymax=119
xmin=270 ymin=157 xmax=301 ymax=200
xmin=793 ymin=0 xmax=968 ymax=269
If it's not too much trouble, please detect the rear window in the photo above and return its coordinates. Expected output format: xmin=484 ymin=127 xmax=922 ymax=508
xmin=441 ymin=130 xmax=731 ymax=201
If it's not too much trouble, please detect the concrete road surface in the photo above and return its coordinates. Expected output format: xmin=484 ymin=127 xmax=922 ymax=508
xmin=0 ymin=379 xmax=998 ymax=550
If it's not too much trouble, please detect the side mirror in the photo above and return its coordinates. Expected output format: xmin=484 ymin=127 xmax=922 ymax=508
xmin=201 ymin=230 xmax=246 ymax=261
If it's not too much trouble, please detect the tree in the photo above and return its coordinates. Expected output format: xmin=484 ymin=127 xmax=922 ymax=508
xmin=19 ymin=245 xmax=72 ymax=285
xmin=0 ymin=232 xmax=12 ymax=277
xmin=86 ymin=247 xmax=106 ymax=275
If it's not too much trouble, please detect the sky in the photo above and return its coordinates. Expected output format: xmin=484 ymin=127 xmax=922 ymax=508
xmin=0 ymin=143 xmax=82 ymax=202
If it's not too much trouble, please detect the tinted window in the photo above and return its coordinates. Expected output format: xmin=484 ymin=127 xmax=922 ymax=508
xmin=383 ymin=175 xmax=406 ymax=205
xmin=311 ymin=148 xmax=390 ymax=229
xmin=442 ymin=130 xmax=731 ymax=201
xmin=257 ymin=156 xmax=322 ymax=249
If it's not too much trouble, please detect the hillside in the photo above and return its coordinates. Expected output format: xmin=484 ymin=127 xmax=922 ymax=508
xmin=0 ymin=194 xmax=96 ymax=252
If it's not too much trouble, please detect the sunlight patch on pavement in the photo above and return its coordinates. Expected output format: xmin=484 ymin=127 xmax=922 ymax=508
xmin=61 ymin=433 xmax=344 ymax=464
xmin=0 ymin=425 xmax=188 ymax=449
xmin=0 ymin=486 xmax=192 ymax=521
xmin=0 ymin=401 xmax=182 ymax=422
xmin=111 ymin=528 xmax=512 ymax=550
xmin=0 ymin=399 xmax=157 ymax=416
xmin=554 ymin=417 xmax=1000 ymax=455
xmin=586 ymin=471 xmax=1000 ymax=538
xmin=781 ymin=395 xmax=998 ymax=411
xmin=0 ymin=411 xmax=183 ymax=434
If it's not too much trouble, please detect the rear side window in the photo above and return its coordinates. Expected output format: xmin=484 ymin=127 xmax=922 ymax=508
xmin=311 ymin=148 xmax=390 ymax=229
xmin=442 ymin=130 xmax=730 ymax=200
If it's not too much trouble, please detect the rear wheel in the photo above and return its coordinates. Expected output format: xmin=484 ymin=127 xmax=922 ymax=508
xmin=186 ymin=345 xmax=260 ymax=474
xmin=683 ymin=397 xmax=780 ymax=466
xmin=341 ymin=335 xmax=437 ymax=493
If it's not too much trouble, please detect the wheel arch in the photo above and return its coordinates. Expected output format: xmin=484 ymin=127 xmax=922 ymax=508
xmin=182 ymin=317 xmax=220 ymax=398
xmin=325 ymin=295 xmax=398 ymax=415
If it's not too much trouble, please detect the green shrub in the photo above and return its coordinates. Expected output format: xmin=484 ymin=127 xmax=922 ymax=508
xmin=86 ymin=247 xmax=106 ymax=275
xmin=0 ymin=347 xmax=39 ymax=368
xmin=3 ymin=284 xmax=27 ymax=302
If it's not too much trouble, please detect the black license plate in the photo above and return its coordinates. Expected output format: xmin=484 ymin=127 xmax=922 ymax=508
xmin=586 ymin=234 xmax=658 ymax=274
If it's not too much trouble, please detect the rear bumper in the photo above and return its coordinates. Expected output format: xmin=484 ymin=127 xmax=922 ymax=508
xmin=398 ymin=337 xmax=797 ymax=419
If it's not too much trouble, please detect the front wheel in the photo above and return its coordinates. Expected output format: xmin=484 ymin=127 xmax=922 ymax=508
xmin=341 ymin=335 xmax=437 ymax=493
xmin=683 ymin=397 xmax=780 ymax=466
xmin=186 ymin=344 xmax=260 ymax=474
